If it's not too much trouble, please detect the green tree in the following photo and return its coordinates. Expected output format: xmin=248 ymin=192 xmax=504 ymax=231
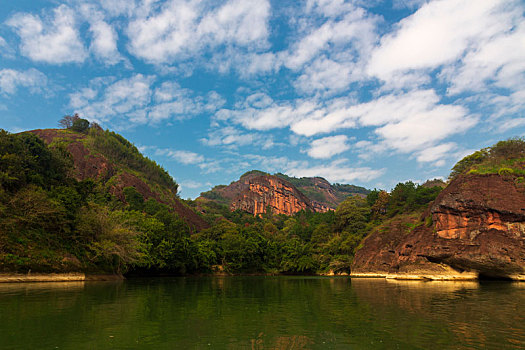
xmin=123 ymin=186 xmax=144 ymax=211
xmin=71 ymin=118 xmax=90 ymax=133
xmin=335 ymin=196 xmax=370 ymax=233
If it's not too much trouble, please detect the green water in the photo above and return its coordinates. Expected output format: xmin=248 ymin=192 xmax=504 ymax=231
xmin=0 ymin=277 xmax=524 ymax=349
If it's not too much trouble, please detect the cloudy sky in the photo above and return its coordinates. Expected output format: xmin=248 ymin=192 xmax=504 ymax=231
xmin=1 ymin=0 xmax=524 ymax=198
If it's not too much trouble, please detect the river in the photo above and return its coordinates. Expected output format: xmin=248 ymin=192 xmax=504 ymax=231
xmin=0 ymin=277 xmax=523 ymax=349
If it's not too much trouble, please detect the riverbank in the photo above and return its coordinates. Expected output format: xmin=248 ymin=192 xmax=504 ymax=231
xmin=0 ymin=273 xmax=124 ymax=283
xmin=350 ymin=272 xmax=525 ymax=281
xmin=2 ymin=271 xmax=523 ymax=283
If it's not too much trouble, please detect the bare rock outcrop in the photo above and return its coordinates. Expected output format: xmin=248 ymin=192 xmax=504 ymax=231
xmin=230 ymin=175 xmax=323 ymax=216
xmin=207 ymin=173 xmax=330 ymax=216
xmin=352 ymin=174 xmax=525 ymax=280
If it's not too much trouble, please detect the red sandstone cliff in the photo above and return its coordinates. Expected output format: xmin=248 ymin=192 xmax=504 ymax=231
xmin=352 ymin=174 xmax=525 ymax=280
xmin=202 ymin=173 xmax=330 ymax=216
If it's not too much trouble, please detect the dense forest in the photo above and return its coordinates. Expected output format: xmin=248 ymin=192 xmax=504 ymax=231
xmin=2 ymin=118 xmax=520 ymax=276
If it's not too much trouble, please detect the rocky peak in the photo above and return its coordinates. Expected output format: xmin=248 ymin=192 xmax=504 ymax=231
xmin=201 ymin=173 xmax=330 ymax=216
xmin=352 ymin=174 xmax=525 ymax=280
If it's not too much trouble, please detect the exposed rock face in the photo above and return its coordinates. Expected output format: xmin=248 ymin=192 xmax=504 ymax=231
xmin=207 ymin=173 xmax=330 ymax=216
xmin=352 ymin=174 xmax=525 ymax=280
xmin=28 ymin=129 xmax=209 ymax=232
xmin=200 ymin=171 xmax=369 ymax=214
xmin=274 ymin=173 xmax=369 ymax=209
xmin=231 ymin=176 xmax=323 ymax=216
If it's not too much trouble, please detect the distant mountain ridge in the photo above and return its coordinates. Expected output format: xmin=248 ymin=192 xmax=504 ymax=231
xmin=273 ymin=173 xmax=370 ymax=208
xmin=199 ymin=170 xmax=370 ymax=216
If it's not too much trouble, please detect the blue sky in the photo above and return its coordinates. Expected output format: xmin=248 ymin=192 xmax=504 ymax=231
xmin=1 ymin=0 xmax=524 ymax=199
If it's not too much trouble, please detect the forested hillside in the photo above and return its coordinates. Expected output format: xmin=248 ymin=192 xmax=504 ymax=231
xmin=0 ymin=120 xmax=447 ymax=276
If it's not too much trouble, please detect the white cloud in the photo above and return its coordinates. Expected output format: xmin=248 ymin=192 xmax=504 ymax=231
xmin=99 ymin=0 xmax=137 ymax=17
xmin=281 ymin=5 xmax=378 ymax=94
xmin=305 ymin=0 xmax=357 ymax=18
xmin=201 ymin=125 xmax=279 ymax=150
xmin=0 ymin=36 xmax=15 ymax=58
xmin=498 ymin=118 xmax=525 ymax=133
xmin=69 ymin=75 xmax=223 ymax=125
xmin=0 ymin=69 xmax=47 ymax=95
xmin=416 ymin=142 xmax=456 ymax=163
xmin=289 ymin=99 xmax=358 ymax=137
xmin=148 ymin=81 xmax=208 ymax=123
xmin=197 ymin=0 xmax=270 ymax=46
xmin=7 ymin=5 xmax=87 ymax=64
xmin=287 ymin=159 xmax=384 ymax=183
xmin=235 ymin=52 xmax=280 ymax=77
xmin=283 ymin=8 xmax=376 ymax=70
xmin=160 ymin=149 xmax=205 ymax=165
xmin=372 ymin=101 xmax=474 ymax=153
xmin=307 ymin=135 xmax=350 ymax=159
xmin=88 ymin=20 xmax=123 ymax=65
xmin=244 ymin=93 xmax=273 ymax=109
xmin=368 ymin=0 xmax=524 ymax=90
xmin=201 ymin=126 xmax=256 ymax=147
xmin=216 ymin=99 xmax=319 ymax=131
xmin=126 ymin=0 xmax=270 ymax=64
xmin=74 ymin=3 xmax=126 ymax=65
xmin=392 ymin=0 xmax=429 ymax=9
xmin=220 ymin=89 xmax=476 ymax=162
xmin=294 ymin=57 xmax=356 ymax=94
xmin=294 ymin=89 xmax=476 ymax=153
xmin=180 ymin=180 xmax=205 ymax=189
xmin=154 ymin=81 xmax=184 ymax=102
xmin=70 ymin=74 xmax=154 ymax=122
xmin=205 ymin=91 xmax=227 ymax=112
xmin=443 ymin=22 xmax=525 ymax=94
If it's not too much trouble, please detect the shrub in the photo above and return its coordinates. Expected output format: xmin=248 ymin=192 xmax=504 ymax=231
xmin=498 ymin=167 xmax=514 ymax=176
xmin=71 ymin=118 xmax=90 ymax=133
xmin=489 ymin=138 xmax=525 ymax=159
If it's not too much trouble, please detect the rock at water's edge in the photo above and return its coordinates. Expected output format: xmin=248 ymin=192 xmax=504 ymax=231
xmin=352 ymin=174 xmax=525 ymax=280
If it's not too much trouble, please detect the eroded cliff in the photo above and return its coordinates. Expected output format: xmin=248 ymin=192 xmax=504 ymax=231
xmin=352 ymin=174 xmax=525 ymax=280
xmin=201 ymin=173 xmax=330 ymax=216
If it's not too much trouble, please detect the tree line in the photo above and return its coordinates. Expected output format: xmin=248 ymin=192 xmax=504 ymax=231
xmin=0 ymin=121 xmax=447 ymax=275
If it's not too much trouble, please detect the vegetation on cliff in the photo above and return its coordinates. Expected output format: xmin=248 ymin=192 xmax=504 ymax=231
xmin=0 ymin=127 xmax=198 ymax=274
xmin=200 ymin=170 xmax=370 ymax=211
xmin=352 ymin=138 xmax=525 ymax=280
xmin=0 ymin=122 xmax=447 ymax=276
xmin=450 ymin=137 xmax=525 ymax=179
xmin=185 ymin=179 xmax=442 ymax=274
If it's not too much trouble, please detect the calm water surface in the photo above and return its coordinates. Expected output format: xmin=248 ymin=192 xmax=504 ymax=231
xmin=0 ymin=277 xmax=524 ymax=349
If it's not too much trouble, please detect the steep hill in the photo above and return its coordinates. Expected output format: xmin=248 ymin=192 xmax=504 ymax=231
xmin=199 ymin=171 xmax=330 ymax=216
xmin=29 ymin=128 xmax=208 ymax=231
xmin=274 ymin=173 xmax=370 ymax=208
xmin=0 ymin=126 xmax=210 ymax=274
xmin=352 ymin=138 xmax=525 ymax=280
xmin=199 ymin=170 xmax=369 ymax=215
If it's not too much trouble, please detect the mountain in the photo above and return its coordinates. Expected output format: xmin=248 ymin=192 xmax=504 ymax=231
xmin=29 ymin=128 xmax=208 ymax=231
xmin=198 ymin=170 xmax=369 ymax=216
xmin=198 ymin=171 xmax=330 ymax=216
xmin=0 ymin=125 xmax=211 ymax=274
xmin=352 ymin=138 xmax=525 ymax=280
xmin=274 ymin=173 xmax=370 ymax=208
xmin=3 ymin=123 xmax=523 ymax=280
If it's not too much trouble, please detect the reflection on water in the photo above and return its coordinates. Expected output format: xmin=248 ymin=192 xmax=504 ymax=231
xmin=0 ymin=277 xmax=523 ymax=349
xmin=0 ymin=281 xmax=87 ymax=295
